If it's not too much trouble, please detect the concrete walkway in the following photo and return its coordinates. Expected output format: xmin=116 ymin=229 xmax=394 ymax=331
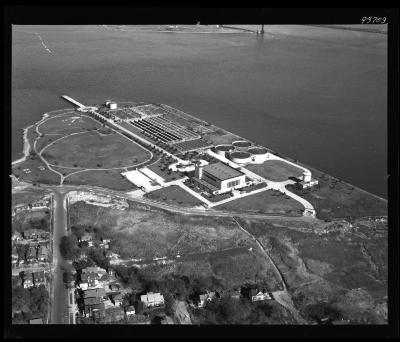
xmin=206 ymin=149 xmax=316 ymax=216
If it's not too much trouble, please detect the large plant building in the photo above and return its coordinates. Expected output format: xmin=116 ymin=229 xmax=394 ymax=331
xmin=194 ymin=161 xmax=246 ymax=195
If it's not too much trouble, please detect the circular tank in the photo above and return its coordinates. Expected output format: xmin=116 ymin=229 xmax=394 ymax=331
xmin=229 ymin=151 xmax=252 ymax=164
xmin=232 ymin=140 xmax=252 ymax=148
xmin=247 ymin=147 xmax=269 ymax=163
xmin=215 ymin=144 xmax=234 ymax=156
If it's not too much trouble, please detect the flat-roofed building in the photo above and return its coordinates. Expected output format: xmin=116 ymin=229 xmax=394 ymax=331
xmin=194 ymin=161 xmax=246 ymax=194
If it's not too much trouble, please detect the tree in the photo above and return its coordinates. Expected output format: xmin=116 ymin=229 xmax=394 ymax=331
xmin=59 ymin=235 xmax=80 ymax=260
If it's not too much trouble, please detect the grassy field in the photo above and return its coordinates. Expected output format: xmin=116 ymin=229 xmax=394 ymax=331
xmin=42 ymin=131 xmax=151 ymax=169
xmin=237 ymin=217 xmax=388 ymax=324
xmin=64 ymin=169 xmax=138 ymax=191
xmin=213 ymin=189 xmax=304 ymax=216
xmin=69 ymin=202 xmax=253 ymax=259
xmin=12 ymin=155 xmax=61 ymax=185
xmin=38 ymin=113 xmax=100 ymax=135
xmin=144 ymin=185 xmax=202 ymax=207
xmin=12 ymin=209 xmax=50 ymax=232
xmin=202 ymin=132 xmax=241 ymax=146
xmin=12 ymin=188 xmax=49 ymax=207
xmin=246 ymin=160 xmax=305 ymax=182
xmin=285 ymin=173 xmax=387 ymax=220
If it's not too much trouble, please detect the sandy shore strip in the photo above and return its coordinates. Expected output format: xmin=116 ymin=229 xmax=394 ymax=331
xmin=12 ymin=125 xmax=34 ymax=166
xmin=11 ymin=109 xmax=73 ymax=167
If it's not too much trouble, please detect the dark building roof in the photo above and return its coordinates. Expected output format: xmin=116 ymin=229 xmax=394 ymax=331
xmin=202 ymin=162 xmax=244 ymax=181
xmin=84 ymin=297 xmax=101 ymax=306
xmin=83 ymin=288 xmax=106 ymax=298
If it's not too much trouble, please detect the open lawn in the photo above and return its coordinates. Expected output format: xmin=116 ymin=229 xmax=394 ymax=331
xmin=64 ymin=169 xmax=139 ymax=191
xmin=37 ymin=113 xmax=100 ymax=135
xmin=213 ymin=189 xmax=304 ymax=216
xmin=246 ymin=160 xmax=305 ymax=182
xmin=41 ymin=131 xmax=151 ymax=169
xmin=12 ymin=155 xmax=60 ymax=185
xmin=12 ymin=189 xmax=49 ymax=207
xmin=145 ymin=185 xmax=203 ymax=207
xmin=286 ymin=177 xmax=387 ymax=220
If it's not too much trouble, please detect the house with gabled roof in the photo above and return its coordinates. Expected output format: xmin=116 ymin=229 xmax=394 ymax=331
xmin=140 ymin=292 xmax=165 ymax=308
xmin=33 ymin=271 xmax=46 ymax=286
xmin=23 ymin=273 xmax=34 ymax=288
xmin=198 ymin=291 xmax=216 ymax=308
xmin=26 ymin=245 xmax=38 ymax=263
xmin=38 ymin=245 xmax=49 ymax=262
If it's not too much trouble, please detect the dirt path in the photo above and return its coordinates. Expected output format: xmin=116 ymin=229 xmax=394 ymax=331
xmin=232 ymin=218 xmax=308 ymax=324
xmin=173 ymin=300 xmax=192 ymax=324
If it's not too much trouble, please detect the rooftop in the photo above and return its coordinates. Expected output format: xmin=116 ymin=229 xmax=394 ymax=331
xmin=202 ymin=162 xmax=244 ymax=181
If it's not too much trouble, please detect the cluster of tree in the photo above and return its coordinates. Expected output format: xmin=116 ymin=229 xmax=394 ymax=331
xmin=59 ymin=235 xmax=81 ymax=260
xmin=303 ymin=302 xmax=341 ymax=323
xmin=12 ymin=285 xmax=49 ymax=323
xmin=195 ymin=296 xmax=278 ymax=324
xmin=114 ymin=265 xmax=223 ymax=301
xmin=13 ymin=216 xmax=49 ymax=233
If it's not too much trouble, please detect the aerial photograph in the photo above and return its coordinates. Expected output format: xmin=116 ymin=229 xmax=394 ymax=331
xmin=10 ymin=18 xmax=390 ymax=331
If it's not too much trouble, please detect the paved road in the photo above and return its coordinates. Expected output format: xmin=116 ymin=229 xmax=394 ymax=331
xmin=50 ymin=190 xmax=69 ymax=324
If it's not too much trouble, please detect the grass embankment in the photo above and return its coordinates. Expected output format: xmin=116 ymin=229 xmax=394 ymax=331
xmin=214 ymin=189 xmax=303 ymax=216
xmin=64 ymin=169 xmax=139 ymax=191
xmin=69 ymin=201 xmax=252 ymax=259
xmin=236 ymin=217 xmax=388 ymax=324
xmin=246 ymin=160 xmax=305 ymax=182
xmin=144 ymin=185 xmax=202 ymax=208
xmin=12 ymin=189 xmax=49 ymax=207
xmin=285 ymin=167 xmax=387 ymax=220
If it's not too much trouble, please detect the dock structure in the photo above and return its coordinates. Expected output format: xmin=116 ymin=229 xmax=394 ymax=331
xmin=61 ymin=95 xmax=86 ymax=109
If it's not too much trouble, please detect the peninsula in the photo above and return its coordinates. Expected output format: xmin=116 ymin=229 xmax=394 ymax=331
xmin=11 ymin=97 xmax=388 ymax=325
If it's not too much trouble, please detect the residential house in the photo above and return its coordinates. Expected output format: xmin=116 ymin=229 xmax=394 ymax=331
xmin=86 ymin=302 xmax=105 ymax=319
xmin=229 ymin=289 xmax=241 ymax=300
xmin=80 ymin=234 xmax=94 ymax=247
xmin=140 ymin=292 xmax=165 ymax=308
xmin=37 ymin=245 xmax=49 ymax=262
xmin=26 ymin=245 xmax=38 ymax=263
xmin=125 ymin=306 xmax=135 ymax=316
xmin=23 ymin=273 xmax=34 ymax=288
xmin=249 ymin=289 xmax=271 ymax=302
xmin=33 ymin=271 xmax=46 ymax=286
xmin=12 ymin=231 xmax=22 ymax=241
xmin=12 ymin=245 xmax=18 ymax=266
xmin=105 ymin=251 xmax=119 ymax=260
xmin=108 ymin=282 xmax=121 ymax=292
xmin=29 ymin=318 xmax=44 ymax=324
xmin=23 ymin=229 xmax=48 ymax=240
xmin=99 ymin=238 xmax=111 ymax=249
xmin=111 ymin=293 xmax=123 ymax=307
xmin=198 ymin=291 xmax=216 ymax=308
xmin=105 ymin=306 xmax=125 ymax=321
xmin=80 ymin=267 xmax=107 ymax=289
xmin=83 ymin=287 xmax=106 ymax=301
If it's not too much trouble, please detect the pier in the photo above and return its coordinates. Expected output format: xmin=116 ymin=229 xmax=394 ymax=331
xmin=61 ymin=95 xmax=86 ymax=109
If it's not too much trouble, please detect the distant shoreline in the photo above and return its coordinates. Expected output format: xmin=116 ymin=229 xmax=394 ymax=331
xmin=101 ymin=25 xmax=255 ymax=34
